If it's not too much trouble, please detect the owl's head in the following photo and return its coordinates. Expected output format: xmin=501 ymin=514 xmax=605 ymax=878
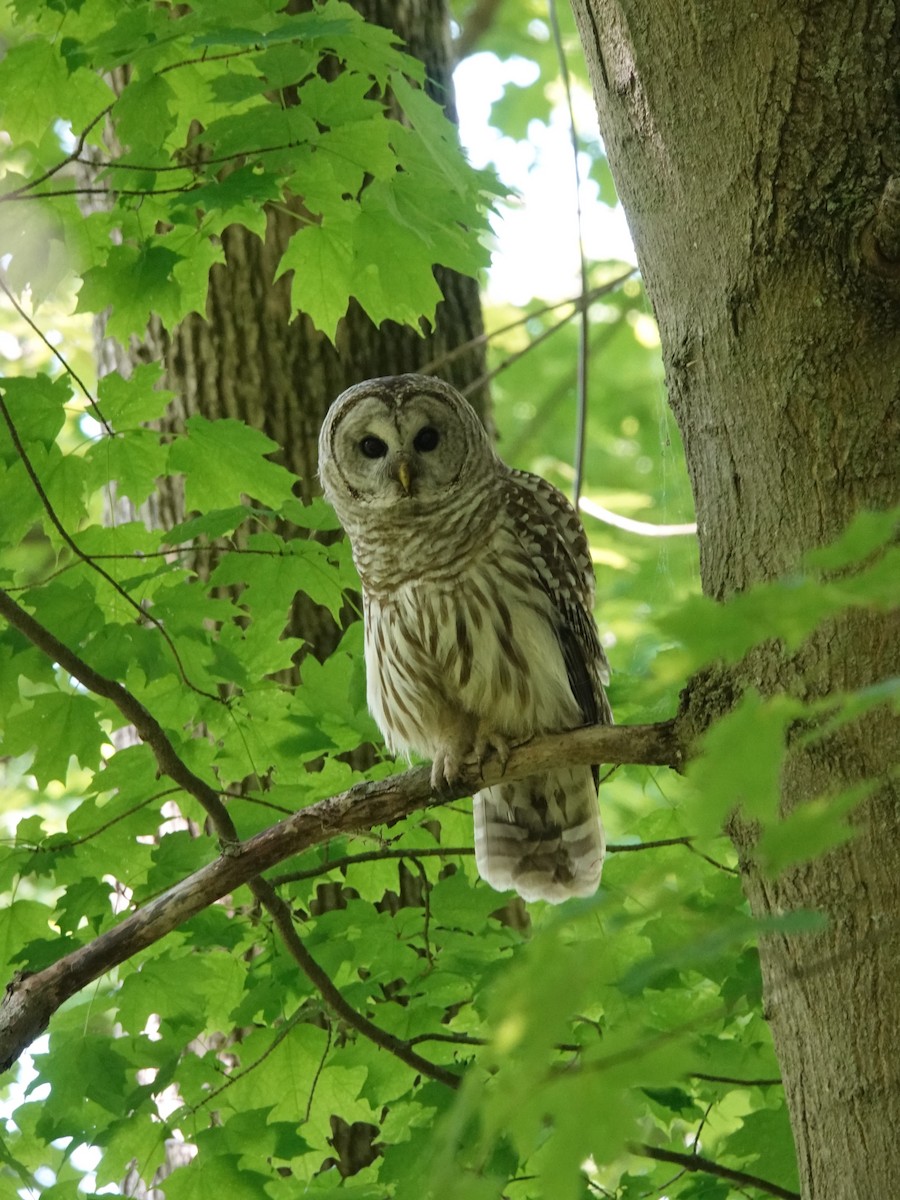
xmin=318 ymin=375 xmax=497 ymax=521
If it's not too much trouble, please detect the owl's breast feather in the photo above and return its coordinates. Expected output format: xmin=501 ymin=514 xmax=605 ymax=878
xmin=364 ymin=557 xmax=583 ymax=759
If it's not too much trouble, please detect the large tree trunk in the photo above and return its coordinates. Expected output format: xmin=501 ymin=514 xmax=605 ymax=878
xmin=570 ymin=3 xmax=900 ymax=1197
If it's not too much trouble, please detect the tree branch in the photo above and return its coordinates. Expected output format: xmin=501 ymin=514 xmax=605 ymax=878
xmin=691 ymin=1072 xmax=782 ymax=1088
xmin=633 ymin=1144 xmax=801 ymax=1200
xmin=269 ymin=835 xmax=704 ymax=886
xmin=0 ymin=586 xmax=460 ymax=1087
xmin=0 ymin=276 xmax=111 ymax=433
xmin=253 ymin=876 xmax=461 ymax=1090
xmin=0 ymin=716 xmax=679 ymax=1073
xmin=0 ymin=106 xmax=112 ymax=200
xmin=0 ymin=584 xmax=684 ymax=1075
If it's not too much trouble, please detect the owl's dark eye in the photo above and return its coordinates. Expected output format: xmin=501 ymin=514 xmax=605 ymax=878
xmin=413 ymin=425 xmax=440 ymax=453
xmin=360 ymin=435 xmax=388 ymax=459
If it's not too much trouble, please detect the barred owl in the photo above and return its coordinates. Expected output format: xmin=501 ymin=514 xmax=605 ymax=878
xmin=318 ymin=374 xmax=612 ymax=903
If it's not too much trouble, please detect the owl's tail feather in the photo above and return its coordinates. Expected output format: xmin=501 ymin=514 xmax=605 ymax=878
xmin=473 ymin=767 xmax=604 ymax=904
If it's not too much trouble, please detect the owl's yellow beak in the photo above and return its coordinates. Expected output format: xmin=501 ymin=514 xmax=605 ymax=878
xmin=391 ymin=458 xmax=413 ymax=495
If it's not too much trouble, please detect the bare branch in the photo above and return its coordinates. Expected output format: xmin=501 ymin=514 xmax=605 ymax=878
xmin=460 ymin=273 xmax=636 ymax=401
xmin=270 ymin=844 xmax=475 ymax=885
xmin=271 ymin=835 xmax=711 ymax=886
xmin=0 ymin=106 xmax=112 ymax=200
xmin=547 ymin=0 xmax=591 ymax=504
xmin=413 ymin=272 xmax=636 ymax=380
xmin=0 ymin=276 xmax=112 ymax=434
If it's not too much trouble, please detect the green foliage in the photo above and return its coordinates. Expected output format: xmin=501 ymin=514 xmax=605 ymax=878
xmin=0 ymin=4 xmax=892 ymax=1200
xmin=0 ymin=0 xmax=492 ymax=339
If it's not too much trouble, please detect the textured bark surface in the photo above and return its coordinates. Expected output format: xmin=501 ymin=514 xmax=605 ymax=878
xmin=570 ymin=3 xmax=900 ymax=1197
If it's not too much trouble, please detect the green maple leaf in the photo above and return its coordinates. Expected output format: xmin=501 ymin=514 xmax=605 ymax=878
xmin=351 ymin=184 xmax=444 ymax=328
xmin=96 ymin=363 xmax=175 ymax=428
xmin=4 ymin=693 xmax=108 ymax=787
xmin=161 ymin=1153 xmax=275 ymax=1200
xmin=0 ymin=374 xmax=70 ymax=449
xmin=78 ymin=243 xmax=185 ymax=340
xmin=168 ymin=165 xmax=282 ymax=239
xmin=86 ymin=428 xmax=168 ymax=507
xmin=0 ymin=38 xmax=113 ymax=144
xmin=167 ymin=416 xmax=297 ymax=512
xmin=277 ymin=213 xmax=356 ymax=341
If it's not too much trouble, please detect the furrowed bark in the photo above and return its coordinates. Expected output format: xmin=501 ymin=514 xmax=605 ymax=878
xmin=570 ymin=3 xmax=900 ymax=1195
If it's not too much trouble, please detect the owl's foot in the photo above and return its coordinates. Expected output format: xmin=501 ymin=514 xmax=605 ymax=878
xmin=429 ymin=730 xmax=512 ymax=792
xmin=430 ymin=748 xmax=465 ymax=791
xmin=473 ymin=729 xmax=512 ymax=774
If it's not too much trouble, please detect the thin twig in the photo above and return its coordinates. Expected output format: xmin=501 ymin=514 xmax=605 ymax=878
xmin=684 ymin=843 xmax=740 ymax=875
xmin=407 ymin=1031 xmax=486 ymax=1047
xmin=252 ymin=876 xmax=461 ymax=1090
xmin=69 ymin=139 xmax=311 ymax=176
xmin=189 ymin=1008 xmax=306 ymax=1113
xmin=418 ymin=272 xmax=634 ymax=378
xmin=27 ymin=788 xmax=182 ymax=850
xmin=305 ymin=1019 xmax=333 ymax=1122
xmin=0 ymin=392 xmax=220 ymax=702
xmin=606 ymin=836 xmax=693 ymax=853
xmin=462 ymin=299 xmax=597 ymax=398
xmin=453 ymin=0 xmax=504 ymax=60
xmin=0 ymin=106 xmax=112 ymax=200
xmin=270 ymin=836 xmax=708 ymax=887
xmin=270 ymin=845 xmax=475 ymax=886
xmin=406 ymin=1031 xmax=588 ymax=1054
xmin=4 ymin=184 xmax=218 ymax=202
xmin=0 ymin=47 xmax=263 ymax=204
xmin=0 ymin=276 xmax=112 ymax=434
xmin=691 ymin=1072 xmax=782 ymax=1087
xmin=691 ymin=1100 xmax=715 ymax=1152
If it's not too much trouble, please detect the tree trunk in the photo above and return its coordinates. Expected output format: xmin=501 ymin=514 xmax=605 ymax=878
xmin=570 ymin=3 xmax=900 ymax=1197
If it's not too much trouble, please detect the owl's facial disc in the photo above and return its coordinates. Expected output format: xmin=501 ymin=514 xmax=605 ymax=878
xmin=319 ymin=378 xmax=495 ymax=521
xmin=339 ymin=404 xmax=464 ymax=506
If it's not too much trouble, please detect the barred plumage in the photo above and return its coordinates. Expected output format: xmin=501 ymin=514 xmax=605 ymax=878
xmin=318 ymin=374 xmax=612 ymax=903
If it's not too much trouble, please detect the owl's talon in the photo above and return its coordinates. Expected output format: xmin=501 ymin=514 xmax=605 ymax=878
xmin=430 ymin=751 xmax=464 ymax=792
xmin=473 ymin=732 xmax=511 ymax=776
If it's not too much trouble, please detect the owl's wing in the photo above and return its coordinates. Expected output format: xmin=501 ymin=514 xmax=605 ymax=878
xmin=502 ymin=468 xmax=612 ymax=728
